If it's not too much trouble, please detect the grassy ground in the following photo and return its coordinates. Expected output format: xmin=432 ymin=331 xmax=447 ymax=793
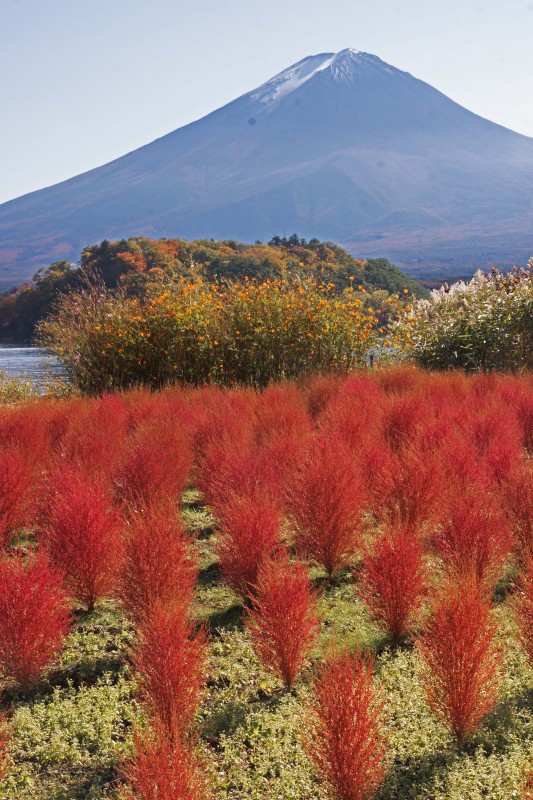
xmin=2 ymin=491 xmax=533 ymax=800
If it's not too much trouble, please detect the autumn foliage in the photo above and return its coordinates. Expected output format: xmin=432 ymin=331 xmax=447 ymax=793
xmin=216 ymin=492 xmax=281 ymax=597
xmin=122 ymin=728 xmax=209 ymax=800
xmin=416 ymin=578 xmax=502 ymax=745
xmin=306 ymin=650 xmax=387 ymax=800
xmin=513 ymin=558 xmax=533 ymax=667
xmin=0 ymin=553 xmax=71 ymax=690
xmin=40 ymin=467 xmax=123 ymax=610
xmin=433 ymin=490 xmax=512 ymax=589
xmin=358 ymin=524 xmax=427 ymax=643
xmin=120 ymin=502 xmax=197 ymax=622
xmin=246 ymin=553 xmax=321 ymax=688
xmin=0 ymin=366 xmax=532 ymax=797
xmin=132 ymin=604 xmax=206 ymax=742
xmin=286 ymin=433 xmax=365 ymax=577
xmin=117 ymin=414 xmax=193 ymax=505
xmin=0 ymin=448 xmax=34 ymax=547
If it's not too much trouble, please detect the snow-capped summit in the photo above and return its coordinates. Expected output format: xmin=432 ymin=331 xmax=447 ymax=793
xmin=250 ymin=52 xmax=336 ymax=105
xmin=250 ymin=49 xmax=399 ymax=107
xmin=1 ymin=49 xmax=533 ymax=281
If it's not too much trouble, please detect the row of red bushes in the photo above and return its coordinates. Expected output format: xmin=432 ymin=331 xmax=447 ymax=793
xmin=0 ymin=367 xmax=532 ymax=797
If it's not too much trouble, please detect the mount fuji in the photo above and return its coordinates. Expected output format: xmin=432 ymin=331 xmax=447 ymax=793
xmin=1 ymin=48 xmax=533 ymax=282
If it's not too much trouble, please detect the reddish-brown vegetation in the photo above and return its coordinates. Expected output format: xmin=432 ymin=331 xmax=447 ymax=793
xmin=286 ymin=432 xmax=365 ymax=577
xmin=0 ymin=448 xmax=34 ymax=547
xmin=433 ymin=490 xmax=512 ymax=589
xmin=246 ymin=553 xmax=321 ymax=688
xmin=117 ymin=414 xmax=193 ymax=505
xmin=122 ymin=728 xmax=209 ymax=800
xmin=359 ymin=524 xmax=427 ymax=643
xmin=0 ymin=366 xmax=532 ymax=797
xmin=513 ymin=558 xmax=533 ymax=667
xmin=132 ymin=604 xmax=206 ymax=742
xmin=416 ymin=578 xmax=502 ymax=745
xmin=0 ymin=553 xmax=71 ymax=689
xmin=306 ymin=649 xmax=387 ymax=800
xmin=120 ymin=501 xmax=197 ymax=622
xmin=40 ymin=467 xmax=124 ymax=611
xmin=216 ymin=491 xmax=281 ymax=597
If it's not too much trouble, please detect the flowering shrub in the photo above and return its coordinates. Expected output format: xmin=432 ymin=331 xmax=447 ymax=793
xmin=395 ymin=263 xmax=533 ymax=370
xmin=38 ymin=276 xmax=381 ymax=391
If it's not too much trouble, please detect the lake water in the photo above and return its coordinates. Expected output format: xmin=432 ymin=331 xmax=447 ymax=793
xmin=0 ymin=346 xmax=61 ymax=384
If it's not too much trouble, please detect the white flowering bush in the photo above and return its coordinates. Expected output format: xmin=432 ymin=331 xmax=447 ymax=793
xmin=394 ymin=261 xmax=533 ymax=370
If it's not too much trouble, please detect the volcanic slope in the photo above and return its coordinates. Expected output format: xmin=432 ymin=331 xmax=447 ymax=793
xmin=2 ymin=48 xmax=533 ymax=281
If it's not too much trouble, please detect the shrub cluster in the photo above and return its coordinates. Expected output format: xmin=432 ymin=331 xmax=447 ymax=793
xmin=394 ymin=262 xmax=533 ymax=370
xmin=38 ymin=276 xmax=384 ymax=392
xmin=0 ymin=367 xmax=531 ymax=798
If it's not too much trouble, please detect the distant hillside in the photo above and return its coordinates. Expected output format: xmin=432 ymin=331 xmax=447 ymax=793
xmin=1 ymin=48 xmax=533 ymax=282
xmin=0 ymin=236 xmax=426 ymax=343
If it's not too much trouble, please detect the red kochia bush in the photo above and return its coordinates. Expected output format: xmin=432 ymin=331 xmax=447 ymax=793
xmin=416 ymin=578 xmax=501 ymax=745
xmin=122 ymin=728 xmax=209 ymax=800
xmin=197 ymin=431 xmax=278 ymax=515
xmin=120 ymin=502 xmax=197 ymax=622
xmin=0 ymin=404 xmax=51 ymax=472
xmin=318 ymin=376 xmax=382 ymax=453
xmin=306 ymin=650 xmax=387 ymax=800
xmin=190 ymin=385 xmax=257 ymax=461
xmin=217 ymin=492 xmax=281 ymax=597
xmin=0 ymin=448 xmax=34 ymax=547
xmin=513 ymin=558 xmax=533 ymax=667
xmin=358 ymin=525 xmax=427 ymax=643
xmin=0 ymin=553 xmax=71 ymax=689
xmin=366 ymin=439 xmax=444 ymax=534
xmin=117 ymin=414 xmax=193 ymax=505
xmin=467 ymin=401 xmax=523 ymax=483
xmin=246 ymin=553 xmax=321 ymax=689
xmin=41 ymin=468 xmax=123 ymax=611
xmin=380 ymin=392 xmax=426 ymax=451
xmin=58 ymin=394 xmax=128 ymax=482
xmin=133 ymin=604 xmax=206 ymax=742
xmin=433 ymin=490 xmax=512 ymax=590
xmin=254 ymin=384 xmax=313 ymax=501
xmin=502 ymin=462 xmax=533 ymax=562
xmin=286 ymin=432 xmax=365 ymax=578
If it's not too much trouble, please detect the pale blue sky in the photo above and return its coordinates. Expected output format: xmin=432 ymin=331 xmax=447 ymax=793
xmin=1 ymin=0 xmax=532 ymax=204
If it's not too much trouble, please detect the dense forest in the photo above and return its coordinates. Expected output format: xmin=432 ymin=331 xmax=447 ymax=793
xmin=0 ymin=236 xmax=426 ymax=342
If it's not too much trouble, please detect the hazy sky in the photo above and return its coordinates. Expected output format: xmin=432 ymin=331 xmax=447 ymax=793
xmin=1 ymin=0 xmax=532 ymax=204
